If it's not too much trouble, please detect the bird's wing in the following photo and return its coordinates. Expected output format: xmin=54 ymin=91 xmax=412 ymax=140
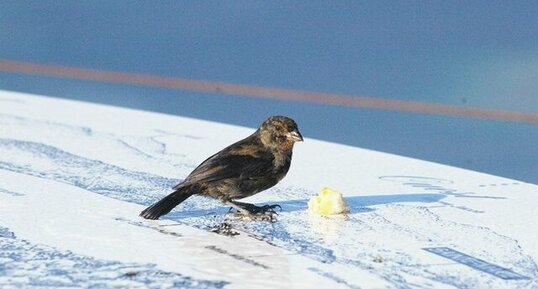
xmin=173 ymin=139 xmax=274 ymax=189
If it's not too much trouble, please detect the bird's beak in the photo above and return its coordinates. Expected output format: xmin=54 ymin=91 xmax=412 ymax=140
xmin=287 ymin=130 xmax=304 ymax=142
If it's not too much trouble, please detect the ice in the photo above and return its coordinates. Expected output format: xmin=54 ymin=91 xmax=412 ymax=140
xmin=0 ymin=90 xmax=537 ymax=288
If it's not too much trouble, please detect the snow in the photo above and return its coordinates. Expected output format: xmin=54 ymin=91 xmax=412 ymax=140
xmin=0 ymin=90 xmax=537 ymax=288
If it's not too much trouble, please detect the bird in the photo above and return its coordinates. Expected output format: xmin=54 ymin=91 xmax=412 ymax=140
xmin=140 ymin=115 xmax=303 ymax=220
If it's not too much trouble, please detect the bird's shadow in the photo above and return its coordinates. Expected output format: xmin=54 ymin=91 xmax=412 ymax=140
xmin=269 ymin=193 xmax=446 ymax=214
xmin=164 ymin=193 xmax=446 ymax=220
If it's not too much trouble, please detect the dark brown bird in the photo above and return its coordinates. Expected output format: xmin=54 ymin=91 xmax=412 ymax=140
xmin=140 ymin=116 xmax=303 ymax=220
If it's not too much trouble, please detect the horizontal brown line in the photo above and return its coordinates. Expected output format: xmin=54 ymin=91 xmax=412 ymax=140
xmin=1 ymin=59 xmax=537 ymax=124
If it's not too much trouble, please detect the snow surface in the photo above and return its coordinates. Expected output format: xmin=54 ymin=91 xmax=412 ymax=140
xmin=0 ymin=90 xmax=537 ymax=288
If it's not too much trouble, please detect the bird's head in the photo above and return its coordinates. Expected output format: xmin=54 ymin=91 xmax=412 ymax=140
xmin=259 ymin=116 xmax=303 ymax=150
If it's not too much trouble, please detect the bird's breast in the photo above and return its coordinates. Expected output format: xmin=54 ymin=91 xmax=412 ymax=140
xmin=273 ymin=152 xmax=292 ymax=180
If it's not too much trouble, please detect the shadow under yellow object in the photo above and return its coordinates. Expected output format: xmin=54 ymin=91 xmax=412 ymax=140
xmin=308 ymin=187 xmax=350 ymax=215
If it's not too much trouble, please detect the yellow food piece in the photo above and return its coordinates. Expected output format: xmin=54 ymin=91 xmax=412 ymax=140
xmin=308 ymin=187 xmax=349 ymax=215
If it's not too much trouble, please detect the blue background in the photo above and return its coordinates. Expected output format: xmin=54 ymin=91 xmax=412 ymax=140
xmin=1 ymin=1 xmax=537 ymax=183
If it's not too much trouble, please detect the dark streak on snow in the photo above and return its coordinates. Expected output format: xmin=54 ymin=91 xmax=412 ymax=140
xmin=308 ymin=267 xmax=362 ymax=289
xmin=0 ymin=188 xmax=24 ymax=196
xmin=205 ymin=245 xmax=270 ymax=270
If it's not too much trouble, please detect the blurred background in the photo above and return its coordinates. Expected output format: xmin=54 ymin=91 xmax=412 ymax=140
xmin=1 ymin=1 xmax=537 ymax=183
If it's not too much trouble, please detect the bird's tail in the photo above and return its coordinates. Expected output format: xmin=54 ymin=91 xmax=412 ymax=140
xmin=139 ymin=187 xmax=193 ymax=220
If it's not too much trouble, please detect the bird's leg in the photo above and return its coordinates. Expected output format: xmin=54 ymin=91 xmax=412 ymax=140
xmin=226 ymin=201 xmax=256 ymax=216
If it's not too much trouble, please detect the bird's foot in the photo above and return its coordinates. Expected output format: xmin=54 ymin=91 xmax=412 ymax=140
xmin=226 ymin=202 xmax=281 ymax=222
xmin=245 ymin=203 xmax=282 ymax=215
xmin=250 ymin=205 xmax=280 ymax=222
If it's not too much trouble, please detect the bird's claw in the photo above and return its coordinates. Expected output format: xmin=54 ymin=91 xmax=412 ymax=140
xmin=251 ymin=204 xmax=281 ymax=215
xmin=226 ymin=204 xmax=281 ymax=222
